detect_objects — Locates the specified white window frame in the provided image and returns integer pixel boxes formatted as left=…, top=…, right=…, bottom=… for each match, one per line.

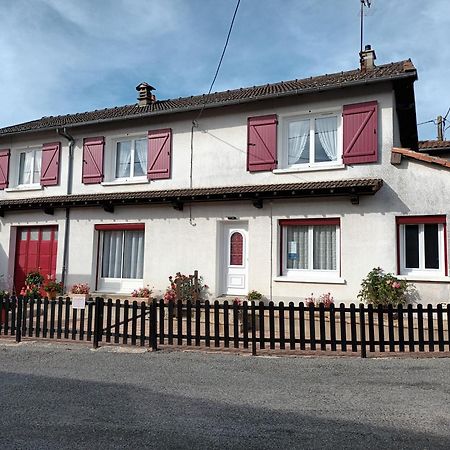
left=281, top=223, right=341, bottom=280
left=97, top=229, right=145, bottom=293
left=399, top=222, right=446, bottom=277
left=16, top=148, right=42, bottom=187
left=106, top=134, right=147, bottom=183
left=280, top=109, right=343, bottom=170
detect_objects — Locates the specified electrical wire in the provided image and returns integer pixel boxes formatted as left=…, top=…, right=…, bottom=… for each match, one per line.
left=194, top=0, right=241, bottom=125
left=188, top=0, right=241, bottom=226
left=417, top=119, right=436, bottom=126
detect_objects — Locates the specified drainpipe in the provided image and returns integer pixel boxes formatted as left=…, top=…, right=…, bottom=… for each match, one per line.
left=56, top=127, right=75, bottom=291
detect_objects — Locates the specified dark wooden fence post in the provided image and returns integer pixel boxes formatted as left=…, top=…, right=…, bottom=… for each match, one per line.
left=151, top=299, right=158, bottom=351
left=251, top=301, right=257, bottom=356
left=93, top=297, right=104, bottom=349
left=16, top=296, right=23, bottom=343
left=359, top=304, right=367, bottom=358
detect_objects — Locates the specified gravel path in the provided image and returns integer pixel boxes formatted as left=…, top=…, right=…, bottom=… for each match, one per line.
left=0, top=342, right=449, bottom=449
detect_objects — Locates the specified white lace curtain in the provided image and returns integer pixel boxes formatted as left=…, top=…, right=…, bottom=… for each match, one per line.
left=313, top=226, right=336, bottom=270
left=19, top=150, right=41, bottom=184
left=116, top=140, right=147, bottom=177
left=134, top=139, right=147, bottom=177
left=288, top=120, right=310, bottom=165
left=315, top=117, right=337, bottom=161
left=102, top=230, right=144, bottom=279
left=286, top=226, right=309, bottom=269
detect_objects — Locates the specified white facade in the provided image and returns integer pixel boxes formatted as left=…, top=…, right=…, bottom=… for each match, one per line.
left=0, top=77, right=449, bottom=305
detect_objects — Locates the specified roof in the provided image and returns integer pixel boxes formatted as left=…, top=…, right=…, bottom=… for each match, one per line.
left=0, top=179, right=383, bottom=213
left=0, top=60, right=416, bottom=136
left=391, top=147, right=450, bottom=169
left=418, top=140, right=450, bottom=151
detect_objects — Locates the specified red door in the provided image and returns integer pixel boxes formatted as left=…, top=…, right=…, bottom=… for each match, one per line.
left=14, top=226, right=58, bottom=293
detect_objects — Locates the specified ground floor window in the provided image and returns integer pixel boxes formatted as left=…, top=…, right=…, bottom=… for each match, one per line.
left=280, top=218, right=340, bottom=278
left=397, top=216, right=447, bottom=277
left=95, top=224, right=145, bottom=292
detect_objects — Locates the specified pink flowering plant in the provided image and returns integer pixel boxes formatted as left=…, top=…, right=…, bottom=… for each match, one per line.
left=358, top=267, right=410, bottom=307
left=70, top=283, right=90, bottom=295
left=131, top=286, right=152, bottom=298
left=304, top=293, right=334, bottom=308
left=163, top=272, right=208, bottom=304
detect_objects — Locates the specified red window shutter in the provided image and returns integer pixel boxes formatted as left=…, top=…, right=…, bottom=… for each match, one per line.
left=343, top=101, right=378, bottom=164
left=82, top=137, right=104, bottom=184
left=247, top=115, right=277, bottom=172
left=40, top=142, right=61, bottom=186
left=0, top=149, right=10, bottom=189
left=147, top=128, right=171, bottom=180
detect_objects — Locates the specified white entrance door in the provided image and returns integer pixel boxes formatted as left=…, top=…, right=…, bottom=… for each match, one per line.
left=223, top=224, right=248, bottom=296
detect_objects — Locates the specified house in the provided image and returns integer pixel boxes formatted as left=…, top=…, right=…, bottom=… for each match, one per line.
left=0, top=47, right=448, bottom=305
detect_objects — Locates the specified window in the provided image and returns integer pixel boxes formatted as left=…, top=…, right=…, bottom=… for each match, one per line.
left=280, top=218, right=340, bottom=278
left=114, top=137, right=147, bottom=180
left=397, top=216, right=447, bottom=277
left=284, top=114, right=340, bottom=168
left=96, top=224, right=145, bottom=292
left=18, top=149, right=41, bottom=185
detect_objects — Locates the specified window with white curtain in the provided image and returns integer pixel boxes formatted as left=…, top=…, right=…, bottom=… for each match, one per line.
left=285, top=114, right=340, bottom=167
left=101, top=230, right=144, bottom=279
left=281, top=220, right=340, bottom=277
left=18, top=149, right=42, bottom=185
left=115, top=138, right=147, bottom=179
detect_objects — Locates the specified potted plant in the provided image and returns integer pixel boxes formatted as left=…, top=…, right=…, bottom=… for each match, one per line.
left=70, top=283, right=91, bottom=302
left=235, top=291, right=262, bottom=333
left=130, top=286, right=153, bottom=304
left=43, top=275, right=63, bottom=300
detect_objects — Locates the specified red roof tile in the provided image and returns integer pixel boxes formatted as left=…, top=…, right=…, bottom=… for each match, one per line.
left=418, top=140, right=450, bottom=150
left=392, top=147, right=450, bottom=169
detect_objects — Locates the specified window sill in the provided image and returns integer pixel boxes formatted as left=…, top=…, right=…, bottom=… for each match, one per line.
left=396, top=275, right=450, bottom=283
left=273, top=164, right=345, bottom=174
left=274, top=276, right=346, bottom=284
left=101, top=178, right=149, bottom=186
left=5, top=184, right=43, bottom=192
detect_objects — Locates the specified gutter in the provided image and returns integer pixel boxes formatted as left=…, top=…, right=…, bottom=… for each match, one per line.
left=56, top=127, right=75, bottom=291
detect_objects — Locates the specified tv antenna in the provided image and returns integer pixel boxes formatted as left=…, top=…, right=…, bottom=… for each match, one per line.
left=360, top=0, right=372, bottom=54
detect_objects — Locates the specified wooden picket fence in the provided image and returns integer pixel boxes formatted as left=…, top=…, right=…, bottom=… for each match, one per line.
left=1, top=297, right=449, bottom=357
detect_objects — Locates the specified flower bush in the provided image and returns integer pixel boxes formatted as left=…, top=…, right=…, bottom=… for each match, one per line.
left=20, top=270, right=45, bottom=298
left=358, top=267, right=410, bottom=307
left=247, top=290, right=262, bottom=302
left=131, top=286, right=152, bottom=298
left=70, top=283, right=90, bottom=295
left=304, top=293, right=334, bottom=308
left=163, top=272, right=208, bottom=304
left=43, top=274, right=63, bottom=296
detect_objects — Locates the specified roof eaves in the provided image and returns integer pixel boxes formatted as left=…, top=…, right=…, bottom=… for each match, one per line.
left=0, top=68, right=417, bottom=138
left=391, top=147, right=450, bottom=169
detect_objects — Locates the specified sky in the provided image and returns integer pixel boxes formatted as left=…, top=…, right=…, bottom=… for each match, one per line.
left=1, top=0, right=449, bottom=140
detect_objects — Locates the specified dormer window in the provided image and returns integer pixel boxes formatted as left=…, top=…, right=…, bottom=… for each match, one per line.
left=114, top=137, right=147, bottom=180
left=18, top=148, right=42, bottom=186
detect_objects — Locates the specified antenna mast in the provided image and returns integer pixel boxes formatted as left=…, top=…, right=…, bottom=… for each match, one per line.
left=360, top=0, right=372, bottom=54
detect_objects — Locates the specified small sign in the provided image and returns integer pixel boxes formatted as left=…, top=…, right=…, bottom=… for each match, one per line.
left=72, top=297, right=86, bottom=309
left=288, top=241, right=298, bottom=260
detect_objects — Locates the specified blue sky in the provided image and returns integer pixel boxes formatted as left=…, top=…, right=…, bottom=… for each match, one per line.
left=1, top=0, right=449, bottom=140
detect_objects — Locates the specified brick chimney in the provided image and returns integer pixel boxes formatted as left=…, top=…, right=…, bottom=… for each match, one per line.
left=360, top=44, right=376, bottom=72
left=136, top=82, right=156, bottom=107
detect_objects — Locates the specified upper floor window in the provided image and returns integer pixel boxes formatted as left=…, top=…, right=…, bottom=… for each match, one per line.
left=18, top=149, right=41, bottom=186
left=283, top=113, right=341, bottom=169
left=115, top=138, right=147, bottom=180
left=397, top=216, right=447, bottom=277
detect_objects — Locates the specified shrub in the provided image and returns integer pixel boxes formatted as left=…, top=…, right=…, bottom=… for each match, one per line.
left=247, top=290, right=262, bottom=302
left=358, top=267, right=410, bottom=307
left=43, top=275, right=63, bottom=295
left=163, top=272, right=208, bottom=304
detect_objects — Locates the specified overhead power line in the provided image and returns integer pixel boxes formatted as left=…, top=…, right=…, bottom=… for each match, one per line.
left=194, top=0, right=241, bottom=124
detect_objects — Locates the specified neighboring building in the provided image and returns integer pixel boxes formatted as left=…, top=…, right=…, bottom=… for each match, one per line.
left=418, top=140, right=450, bottom=160
left=0, top=48, right=448, bottom=305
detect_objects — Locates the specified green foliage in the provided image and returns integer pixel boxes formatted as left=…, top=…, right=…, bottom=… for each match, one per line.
left=247, top=290, right=263, bottom=302
left=358, top=267, right=410, bottom=307
left=25, top=270, right=44, bottom=287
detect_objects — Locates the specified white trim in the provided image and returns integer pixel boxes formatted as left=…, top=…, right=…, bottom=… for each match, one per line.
left=281, top=223, right=341, bottom=277
left=6, top=184, right=43, bottom=192
left=278, top=109, right=343, bottom=170
left=274, top=276, right=346, bottom=284
left=101, top=178, right=149, bottom=186
left=399, top=222, right=445, bottom=276
left=396, top=275, right=450, bottom=283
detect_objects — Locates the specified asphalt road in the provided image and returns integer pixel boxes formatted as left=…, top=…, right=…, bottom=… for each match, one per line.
left=0, top=342, right=449, bottom=449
